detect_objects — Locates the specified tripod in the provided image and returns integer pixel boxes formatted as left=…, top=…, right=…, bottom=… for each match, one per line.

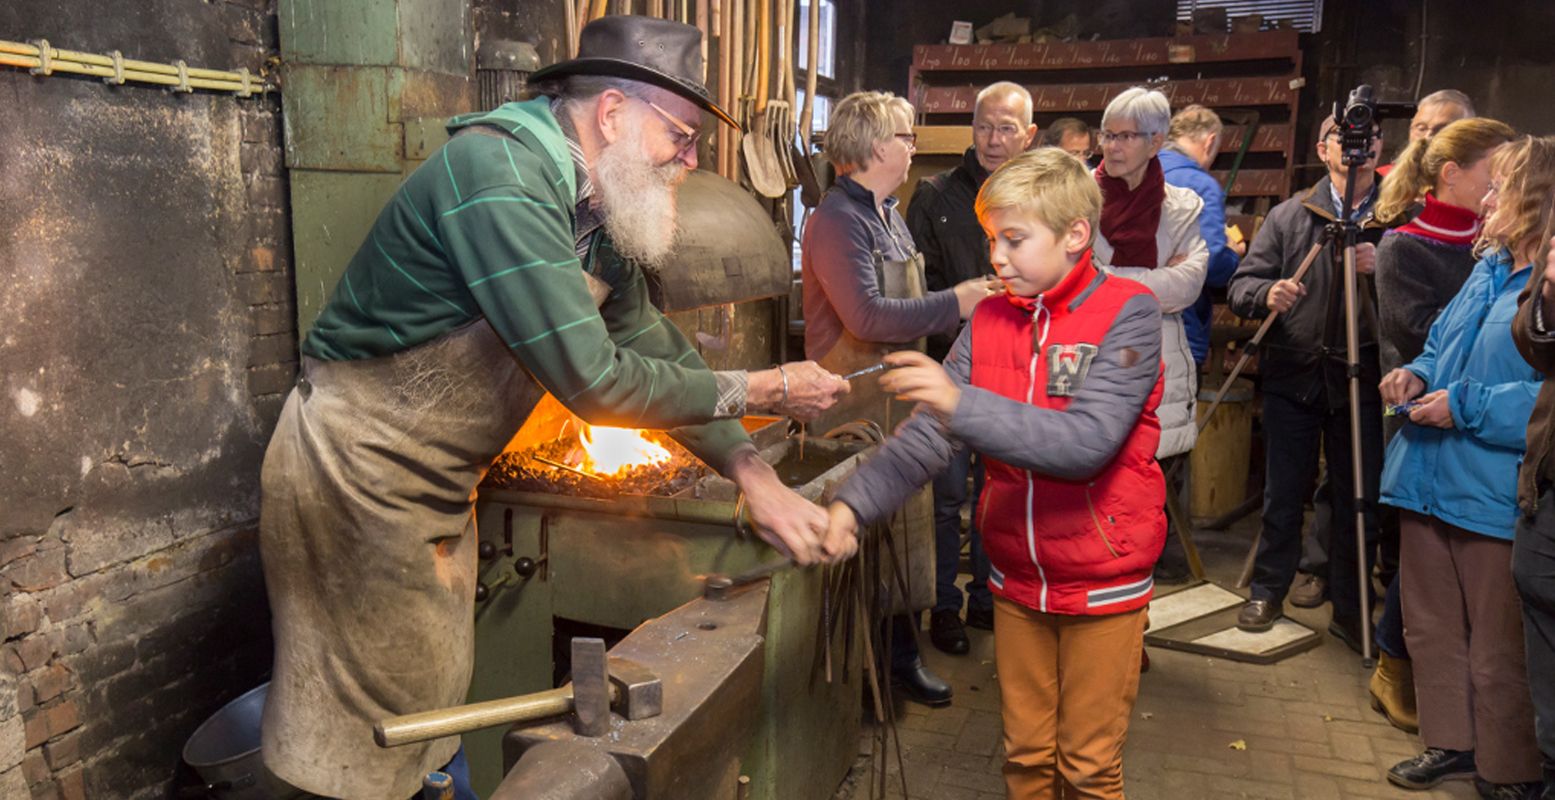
left=1198, top=158, right=1381, bottom=666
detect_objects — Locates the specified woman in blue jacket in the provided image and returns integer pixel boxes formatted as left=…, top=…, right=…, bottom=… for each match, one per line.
left=1376, top=135, right=1552, bottom=798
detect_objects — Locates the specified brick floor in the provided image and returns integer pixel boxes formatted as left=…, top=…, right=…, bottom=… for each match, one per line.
left=843, top=520, right=1480, bottom=800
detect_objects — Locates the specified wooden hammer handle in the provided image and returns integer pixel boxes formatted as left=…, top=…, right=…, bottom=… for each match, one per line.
left=374, top=685, right=619, bottom=748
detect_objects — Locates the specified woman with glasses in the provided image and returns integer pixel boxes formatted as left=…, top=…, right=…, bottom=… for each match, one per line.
left=801, top=90, right=998, bottom=707
left=1092, top=87, right=1209, bottom=586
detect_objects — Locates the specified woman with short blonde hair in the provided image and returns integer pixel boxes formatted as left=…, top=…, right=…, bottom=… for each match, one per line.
left=803, top=90, right=999, bottom=706
left=823, top=91, right=916, bottom=174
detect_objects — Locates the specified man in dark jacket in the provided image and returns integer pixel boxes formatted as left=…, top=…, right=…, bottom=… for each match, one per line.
left=905, top=81, right=1036, bottom=653
left=1226, top=115, right=1385, bottom=649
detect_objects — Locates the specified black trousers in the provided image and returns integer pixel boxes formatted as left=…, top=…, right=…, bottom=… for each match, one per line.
left=1252, top=391, right=1382, bottom=622
left=1514, top=487, right=1555, bottom=793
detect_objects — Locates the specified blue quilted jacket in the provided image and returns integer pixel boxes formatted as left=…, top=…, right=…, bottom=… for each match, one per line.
left=1380, top=249, right=1543, bottom=539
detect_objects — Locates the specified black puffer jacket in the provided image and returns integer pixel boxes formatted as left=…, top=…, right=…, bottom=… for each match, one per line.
left=906, top=147, right=991, bottom=359
left=1227, top=177, right=1388, bottom=408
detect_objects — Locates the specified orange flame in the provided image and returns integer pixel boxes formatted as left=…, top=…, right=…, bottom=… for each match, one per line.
left=578, top=425, right=674, bottom=476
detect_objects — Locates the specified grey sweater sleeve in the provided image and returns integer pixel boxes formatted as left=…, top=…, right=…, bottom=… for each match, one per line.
left=806, top=208, right=961, bottom=343
left=832, top=326, right=974, bottom=524
left=949, top=293, right=1163, bottom=480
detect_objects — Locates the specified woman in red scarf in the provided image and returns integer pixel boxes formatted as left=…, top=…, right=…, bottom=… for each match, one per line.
left=1092, top=88, right=1209, bottom=599
left=1093, top=88, right=1208, bottom=463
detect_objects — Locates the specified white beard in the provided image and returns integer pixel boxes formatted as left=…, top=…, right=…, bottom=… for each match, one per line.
left=593, top=127, right=687, bottom=268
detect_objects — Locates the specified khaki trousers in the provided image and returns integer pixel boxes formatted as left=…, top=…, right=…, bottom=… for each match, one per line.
left=994, top=598, right=1146, bottom=799
left=1399, top=510, right=1542, bottom=783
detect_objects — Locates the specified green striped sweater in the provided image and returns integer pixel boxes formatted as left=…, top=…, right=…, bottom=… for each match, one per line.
left=302, top=98, right=752, bottom=469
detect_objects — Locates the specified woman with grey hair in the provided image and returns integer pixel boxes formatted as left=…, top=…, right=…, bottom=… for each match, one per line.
left=1093, top=87, right=1208, bottom=464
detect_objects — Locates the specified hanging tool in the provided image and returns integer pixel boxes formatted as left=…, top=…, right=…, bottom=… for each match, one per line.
left=742, top=0, right=787, bottom=197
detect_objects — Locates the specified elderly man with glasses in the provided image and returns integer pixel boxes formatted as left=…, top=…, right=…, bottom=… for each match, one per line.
left=255, top=16, right=851, bottom=800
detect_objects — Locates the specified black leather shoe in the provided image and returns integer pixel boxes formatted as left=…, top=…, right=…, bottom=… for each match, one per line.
left=893, top=661, right=953, bottom=707
left=929, top=610, right=970, bottom=655
left=965, top=605, right=994, bottom=631
left=1328, top=615, right=1366, bottom=655
left=1236, top=599, right=1282, bottom=632
left=1474, top=776, right=1545, bottom=799
left=1387, top=747, right=1476, bottom=789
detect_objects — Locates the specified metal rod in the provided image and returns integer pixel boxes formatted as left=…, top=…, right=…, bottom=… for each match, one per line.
left=843, top=362, right=887, bottom=381
left=533, top=455, right=606, bottom=482
left=1342, top=229, right=1375, bottom=665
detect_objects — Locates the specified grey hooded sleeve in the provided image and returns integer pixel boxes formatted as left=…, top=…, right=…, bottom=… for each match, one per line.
left=834, top=292, right=1163, bottom=525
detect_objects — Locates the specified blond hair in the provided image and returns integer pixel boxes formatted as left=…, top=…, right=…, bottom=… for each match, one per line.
left=824, top=91, right=914, bottom=173
left=975, top=148, right=1102, bottom=247
left=1375, top=117, right=1516, bottom=224
left=1168, top=105, right=1222, bottom=144
left=1478, top=135, right=1555, bottom=262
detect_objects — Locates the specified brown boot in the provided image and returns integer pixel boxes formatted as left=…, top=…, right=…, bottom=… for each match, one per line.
left=1368, top=652, right=1419, bottom=734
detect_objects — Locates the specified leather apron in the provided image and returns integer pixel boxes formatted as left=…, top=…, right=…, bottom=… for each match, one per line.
left=810, top=244, right=935, bottom=614
left=810, top=248, right=928, bottom=435
left=258, top=314, right=576, bottom=799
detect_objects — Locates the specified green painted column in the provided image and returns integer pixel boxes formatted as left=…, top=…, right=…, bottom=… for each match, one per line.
left=278, top=0, right=472, bottom=334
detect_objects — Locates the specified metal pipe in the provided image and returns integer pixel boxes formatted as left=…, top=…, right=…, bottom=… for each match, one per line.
left=0, top=39, right=265, bottom=96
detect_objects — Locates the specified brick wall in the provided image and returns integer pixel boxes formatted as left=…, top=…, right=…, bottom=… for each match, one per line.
left=0, top=1, right=292, bottom=797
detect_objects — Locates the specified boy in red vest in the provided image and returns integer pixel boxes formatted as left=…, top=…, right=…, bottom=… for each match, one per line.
left=822, top=148, right=1167, bottom=799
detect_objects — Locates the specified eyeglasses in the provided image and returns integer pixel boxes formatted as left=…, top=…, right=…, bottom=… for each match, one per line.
left=641, top=98, right=702, bottom=156
left=974, top=123, right=1022, bottom=137
left=893, top=132, right=918, bottom=148
left=1098, top=130, right=1151, bottom=145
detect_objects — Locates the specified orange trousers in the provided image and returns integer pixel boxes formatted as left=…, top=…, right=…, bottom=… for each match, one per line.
left=994, top=597, right=1146, bottom=799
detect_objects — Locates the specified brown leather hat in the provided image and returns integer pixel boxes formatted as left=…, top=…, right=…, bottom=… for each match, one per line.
left=531, top=15, right=737, bottom=129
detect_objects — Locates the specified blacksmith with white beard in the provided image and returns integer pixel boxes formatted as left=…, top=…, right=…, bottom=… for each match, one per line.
left=256, top=16, right=850, bottom=800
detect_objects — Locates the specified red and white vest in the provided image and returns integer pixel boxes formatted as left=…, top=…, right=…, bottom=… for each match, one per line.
left=971, top=251, right=1167, bottom=616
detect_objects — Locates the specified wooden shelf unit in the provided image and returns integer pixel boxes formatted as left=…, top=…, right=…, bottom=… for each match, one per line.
left=908, top=31, right=1304, bottom=207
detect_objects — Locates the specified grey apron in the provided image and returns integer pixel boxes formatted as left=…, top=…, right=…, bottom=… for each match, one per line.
left=258, top=320, right=551, bottom=799
left=811, top=248, right=928, bottom=435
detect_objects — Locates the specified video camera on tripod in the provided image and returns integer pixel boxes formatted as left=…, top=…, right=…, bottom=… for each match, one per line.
left=1332, top=84, right=1417, bottom=168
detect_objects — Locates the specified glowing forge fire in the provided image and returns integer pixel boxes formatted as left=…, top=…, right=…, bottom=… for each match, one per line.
left=578, top=425, right=675, bottom=476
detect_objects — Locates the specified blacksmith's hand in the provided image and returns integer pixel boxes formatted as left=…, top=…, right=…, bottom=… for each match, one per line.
left=821, top=502, right=860, bottom=562
left=755, top=361, right=849, bottom=422
left=879, top=351, right=961, bottom=421
left=953, top=276, right=1003, bottom=318
left=1379, top=368, right=1425, bottom=407
left=727, top=452, right=828, bottom=565
left=1265, top=278, right=1306, bottom=314
left=1408, top=389, right=1455, bottom=429
left=1353, top=242, right=1378, bottom=275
